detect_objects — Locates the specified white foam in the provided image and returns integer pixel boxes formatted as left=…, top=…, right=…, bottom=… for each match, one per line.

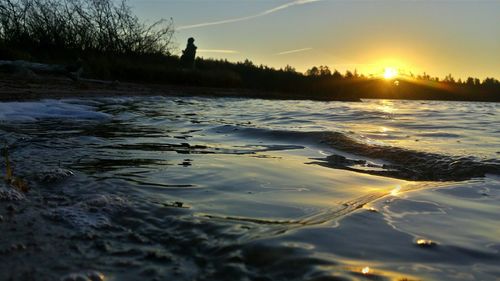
left=0, top=99, right=111, bottom=121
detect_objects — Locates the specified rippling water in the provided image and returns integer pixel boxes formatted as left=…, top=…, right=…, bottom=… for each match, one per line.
left=0, top=97, right=499, bottom=281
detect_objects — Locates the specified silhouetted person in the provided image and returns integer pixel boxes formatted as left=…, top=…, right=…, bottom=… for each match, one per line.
left=181, top=37, right=197, bottom=69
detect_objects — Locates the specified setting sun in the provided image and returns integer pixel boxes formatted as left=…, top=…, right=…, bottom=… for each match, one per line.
left=383, top=67, right=398, bottom=79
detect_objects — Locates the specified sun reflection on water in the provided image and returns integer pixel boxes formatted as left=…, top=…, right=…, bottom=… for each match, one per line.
left=362, top=266, right=370, bottom=274
left=380, top=126, right=389, bottom=133
left=390, top=185, right=401, bottom=196
left=375, top=100, right=397, bottom=118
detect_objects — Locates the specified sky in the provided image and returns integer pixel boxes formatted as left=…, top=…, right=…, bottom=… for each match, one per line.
left=128, top=0, right=500, bottom=79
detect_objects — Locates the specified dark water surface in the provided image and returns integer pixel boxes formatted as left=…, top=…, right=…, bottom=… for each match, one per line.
left=0, top=97, right=499, bottom=281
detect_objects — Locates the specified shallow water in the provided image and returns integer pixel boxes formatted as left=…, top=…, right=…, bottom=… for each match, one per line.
left=0, top=97, right=499, bottom=281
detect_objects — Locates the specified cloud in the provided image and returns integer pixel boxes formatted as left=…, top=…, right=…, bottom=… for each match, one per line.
left=178, top=0, right=322, bottom=30
left=276, top=47, right=313, bottom=55
left=198, top=49, right=240, bottom=54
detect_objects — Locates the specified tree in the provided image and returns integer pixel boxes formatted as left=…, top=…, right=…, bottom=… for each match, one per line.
left=332, top=69, right=342, bottom=80
left=306, top=66, right=320, bottom=76
left=0, top=0, right=175, bottom=56
left=242, top=59, right=254, bottom=67
left=466, top=77, right=475, bottom=86
left=283, top=64, right=296, bottom=73
left=483, top=77, right=499, bottom=86
left=318, top=65, right=331, bottom=76
left=444, top=73, right=455, bottom=83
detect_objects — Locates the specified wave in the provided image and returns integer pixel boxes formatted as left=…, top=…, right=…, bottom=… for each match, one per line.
left=0, top=100, right=110, bottom=121
left=214, top=125, right=500, bottom=181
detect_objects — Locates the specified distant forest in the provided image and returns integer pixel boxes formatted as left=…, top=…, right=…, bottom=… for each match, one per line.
left=0, top=0, right=498, bottom=102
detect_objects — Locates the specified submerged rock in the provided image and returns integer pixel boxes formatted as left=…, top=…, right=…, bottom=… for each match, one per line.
left=325, top=154, right=367, bottom=167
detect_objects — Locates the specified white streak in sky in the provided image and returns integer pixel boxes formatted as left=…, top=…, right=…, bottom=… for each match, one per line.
left=198, top=49, right=239, bottom=54
left=178, top=0, right=322, bottom=30
left=276, top=47, right=312, bottom=55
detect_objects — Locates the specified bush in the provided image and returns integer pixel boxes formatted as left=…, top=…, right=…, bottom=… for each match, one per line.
left=0, top=0, right=174, bottom=58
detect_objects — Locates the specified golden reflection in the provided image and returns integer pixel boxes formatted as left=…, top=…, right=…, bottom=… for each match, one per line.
left=380, top=126, right=390, bottom=133
left=416, top=239, right=436, bottom=247
left=390, top=185, right=401, bottom=196
left=362, top=266, right=370, bottom=274
left=342, top=260, right=421, bottom=280
left=377, top=100, right=396, bottom=114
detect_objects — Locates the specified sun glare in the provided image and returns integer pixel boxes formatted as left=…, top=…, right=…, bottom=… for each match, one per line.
left=383, top=67, right=398, bottom=79
left=361, top=267, right=370, bottom=275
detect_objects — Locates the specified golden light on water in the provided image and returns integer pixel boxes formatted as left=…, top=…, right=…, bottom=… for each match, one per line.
left=416, top=239, right=436, bottom=247
left=362, top=266, right=370, bottom=274
left=383, top=67, right=398, bottom=79
left=377, top=99, right=396, bottom=114
left=380, top=126, right=390, bottom=133
left=417, top=239, right=428, bottom=245
left=390, top=185, right=401, bottom=196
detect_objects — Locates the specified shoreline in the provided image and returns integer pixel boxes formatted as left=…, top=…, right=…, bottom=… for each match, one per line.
left=0, top=74, right=361, bottom=102
left=1, top=73, right=498, bottom=103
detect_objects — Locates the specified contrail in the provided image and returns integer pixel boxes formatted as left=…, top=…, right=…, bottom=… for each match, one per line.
left=178, top=0, right=322, bottom=30
left=276, top=47, right=313, bottom=55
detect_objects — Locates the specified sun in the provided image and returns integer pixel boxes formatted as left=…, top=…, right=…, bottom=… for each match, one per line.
left=383, top=67, right=398, bottom=79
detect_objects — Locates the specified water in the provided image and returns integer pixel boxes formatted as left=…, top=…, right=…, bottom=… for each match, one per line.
left=0, top=97, right=499, bottom=281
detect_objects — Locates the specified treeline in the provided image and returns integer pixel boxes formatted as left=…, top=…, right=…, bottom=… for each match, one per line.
left=299, top=65, right=500, bottom=101
left=0, top=0, right=498, bottom=102
left=192, top=60, right=500, bottom=101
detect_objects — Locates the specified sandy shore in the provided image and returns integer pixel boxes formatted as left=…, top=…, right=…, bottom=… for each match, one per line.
left=0, top=73, right=360, bottom=102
